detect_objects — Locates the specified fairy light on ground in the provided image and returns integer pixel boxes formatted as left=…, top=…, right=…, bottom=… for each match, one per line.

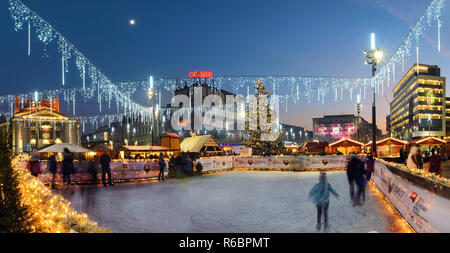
left=11, top=156, right=111, bottom=233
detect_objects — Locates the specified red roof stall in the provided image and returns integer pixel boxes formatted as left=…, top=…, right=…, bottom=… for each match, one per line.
left=304, top=142, right=329, bottom=154
left=328, top=138, right=364, bottom=155
left=370, top=138, right=407, bottom=157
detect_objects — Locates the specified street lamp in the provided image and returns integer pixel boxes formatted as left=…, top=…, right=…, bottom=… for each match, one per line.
left=364, top=33, right=383, bottom=156
left=355, top=94, right=362, bottom=142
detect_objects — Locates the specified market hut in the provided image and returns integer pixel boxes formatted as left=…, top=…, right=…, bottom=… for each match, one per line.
left=180, top=134, right=223, bottom=156
left=116, top=145, right=179, bottom=159
left=160, top=133, right=181, bottom=150
left=374, top=137, right=407, bottom=157
left=304, top=142, right=329, bottom=154
left=328, top=138, right=364, bottom=155
left=406, top=137, right=447, bottom=155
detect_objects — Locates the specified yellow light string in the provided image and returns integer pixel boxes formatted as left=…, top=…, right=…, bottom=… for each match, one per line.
left=11, top=156, right=111, bottom=233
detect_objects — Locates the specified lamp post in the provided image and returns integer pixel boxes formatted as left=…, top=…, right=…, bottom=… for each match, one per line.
left=364, top=33, right=383, bottom=156
left=148, top=76, right=159, bottom=145
left=355, top=94, right=362, bottom=142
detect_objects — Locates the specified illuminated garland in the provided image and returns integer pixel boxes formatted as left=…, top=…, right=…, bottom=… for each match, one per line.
left=12, top=155, right=111, bottom=233
left=373, top=0, right=445, bottom=90
left=4, top=0, right=446, bottom=131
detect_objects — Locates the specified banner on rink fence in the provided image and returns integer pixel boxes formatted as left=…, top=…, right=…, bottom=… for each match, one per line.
left=198, top=157, right=234, bottom=172
left=19, top=161, right=167, bottom=183
left=372, top=161, right=450, bottom=233
left=233, top=156, right=351, bottom=169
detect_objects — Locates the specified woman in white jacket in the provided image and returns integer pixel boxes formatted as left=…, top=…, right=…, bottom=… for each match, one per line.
left=406, top=146, right=419, bottom=170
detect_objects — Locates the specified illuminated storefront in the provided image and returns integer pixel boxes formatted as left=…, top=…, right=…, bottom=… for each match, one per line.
left=313, top=114, right=381, bottom=143
left=390, top=64, right=446, bottom=140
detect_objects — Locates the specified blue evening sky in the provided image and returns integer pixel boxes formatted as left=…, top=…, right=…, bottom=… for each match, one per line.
left=1, top=0, right=450, bottom=133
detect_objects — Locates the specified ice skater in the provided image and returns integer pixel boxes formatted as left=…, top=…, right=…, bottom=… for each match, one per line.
left=308, top=172, right=339, bottom=232
left=346, top=156, right=360, bottom=202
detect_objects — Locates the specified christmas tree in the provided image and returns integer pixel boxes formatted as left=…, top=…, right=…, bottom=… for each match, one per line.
left=242, top=78, right=281, bottom=155
left=0, top=130, right=33, bottom=232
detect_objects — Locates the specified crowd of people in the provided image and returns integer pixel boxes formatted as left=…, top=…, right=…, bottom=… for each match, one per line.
left=401, top=146, right=443, bottom=176
left=27, top=149, right=206, bottom=187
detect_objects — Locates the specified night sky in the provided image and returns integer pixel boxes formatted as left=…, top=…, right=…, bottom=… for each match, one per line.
left=1, top=0, right=450, bottom=133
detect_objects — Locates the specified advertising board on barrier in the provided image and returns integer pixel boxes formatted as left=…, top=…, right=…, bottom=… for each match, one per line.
left=233, top=156, right=350, bottom=169
left=372, top=161, right=450, bottom=233
left=198, top=157, right=233, bottom=172
left=19, top=161, right=167, bottom=183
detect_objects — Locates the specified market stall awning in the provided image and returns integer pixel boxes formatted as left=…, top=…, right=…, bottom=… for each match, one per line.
left=329, top=138, right=364, bottom=148
left=120, top=145, right=178, bottom=152
left=38, top=143, right=92, bottom=153
left=409, top=137, right=447, bottom=146
left=374, top=137, right=407, bottom=147
left=180, top=135, right=222, bottom=153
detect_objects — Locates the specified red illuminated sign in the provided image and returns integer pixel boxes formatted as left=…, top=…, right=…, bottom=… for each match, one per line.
left=189, top=71, right=213, bottom=78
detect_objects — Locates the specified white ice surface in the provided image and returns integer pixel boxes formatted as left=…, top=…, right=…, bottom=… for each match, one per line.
left=56, top=171, right=404, bottom=233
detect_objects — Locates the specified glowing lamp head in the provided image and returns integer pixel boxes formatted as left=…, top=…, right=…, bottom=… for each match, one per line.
left=129, top=19, right=136, bottom=25
left=374, top=50, right=383, bottom=61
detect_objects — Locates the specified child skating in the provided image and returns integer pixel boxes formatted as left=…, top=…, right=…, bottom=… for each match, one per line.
left=308, top=172, right=339, bottom=232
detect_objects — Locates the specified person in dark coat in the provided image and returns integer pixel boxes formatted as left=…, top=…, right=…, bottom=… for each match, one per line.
left=99, top=152, right=113, bottom=186
left=62, top=148, right=74, bottom=184
left=48, top=154, right=58, bottom=189
left=29, top=149, right=41, bottom=177
left=346, top=156, right=360, bottom=202
left=365, top=153, right=375, bottom=182
left=158, top=153, right=166, bottom=181
left=88, top=158, right=98, bottom=185
left=399, top=149, right=405, bottom=164
left=168, top=156, right=175, bottom=178
left=184, top=154, right=194, bottom=176
left=429, top=148, right=442, bottom=176
left=416, top=149, right=423, bottom=169
left=195, top=160, right=203, bottom=175
left=354, top=159, right=368, bottom=206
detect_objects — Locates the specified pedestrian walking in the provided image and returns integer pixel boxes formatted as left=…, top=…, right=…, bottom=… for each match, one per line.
left=429, top=148, right=442, bottom=176
left=185, top=154, right=193, bottom=176
left=346, top=156, right=360, bottom=202
left=308, top=172, right=339, bottom=232
left=168, top=155, right=175, bottom=178
left=416, top=149, right=423, bottom=170
left=365, top=152, right=375, bottom=182
left=195, top=160, right=203, bottom=175
left=88, top=158, right=98, bottom=185
left=354, top=159, right=368, bottom=206
left=100, top=152, right=113, bottom=186
left=62, top=148, right=74, bottom=184
left=158, top=153, right=166, bottom=181
left=48, top=154, right=57, bottom=188
left=406, top=146, right=419, bottom=170
left=29, top=149, right=41, bottom=177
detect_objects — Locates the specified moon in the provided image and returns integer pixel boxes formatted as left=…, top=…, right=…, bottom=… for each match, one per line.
left=129, top=19, right=136, bottom=25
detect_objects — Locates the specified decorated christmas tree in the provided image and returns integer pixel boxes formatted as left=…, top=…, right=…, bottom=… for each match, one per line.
left=242, top=78, right=281, bottom=155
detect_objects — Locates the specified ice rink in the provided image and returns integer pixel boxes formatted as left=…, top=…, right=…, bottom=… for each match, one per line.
left=54, top=171, right=413, bottom=233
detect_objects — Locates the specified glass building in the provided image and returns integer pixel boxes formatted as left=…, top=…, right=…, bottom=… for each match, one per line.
left=390, top=64, right=446, bottom=140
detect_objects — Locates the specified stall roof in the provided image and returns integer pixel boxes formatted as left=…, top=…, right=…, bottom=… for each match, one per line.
left=365, top=137, right=407, bottom=147
left=329, top=138, right=364, bottom=147
left=409, top=137, right=447, bottom=145
left=120, top=146, right=178, bottom=151
left=180, top=135, right=222, bottom=153
left=305, top=142, right=329, bottom=148
left=161, top=133, right=180, bottom=138
left=39, top=143, right=91, bottom=153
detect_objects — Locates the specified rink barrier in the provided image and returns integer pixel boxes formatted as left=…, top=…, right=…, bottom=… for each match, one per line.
left=371, top=160, right=450, bottom=233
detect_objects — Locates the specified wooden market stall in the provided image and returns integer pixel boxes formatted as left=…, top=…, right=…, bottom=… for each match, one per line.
left=116, top=145, right=179, bottom=159
left=328, top=138, right=364, bottom=155
left=180, top=134, right=224, bottom=156
left=406, top=137, right=447, bottom=157
left=160, top=133, right=181, bottom=150
left=373, top=137, right=407, bottom=157
left=304, top=142, right=329, bottom=154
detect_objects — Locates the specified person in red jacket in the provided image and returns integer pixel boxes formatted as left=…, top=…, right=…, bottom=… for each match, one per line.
left=429, top=148, right=441, bottom=176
